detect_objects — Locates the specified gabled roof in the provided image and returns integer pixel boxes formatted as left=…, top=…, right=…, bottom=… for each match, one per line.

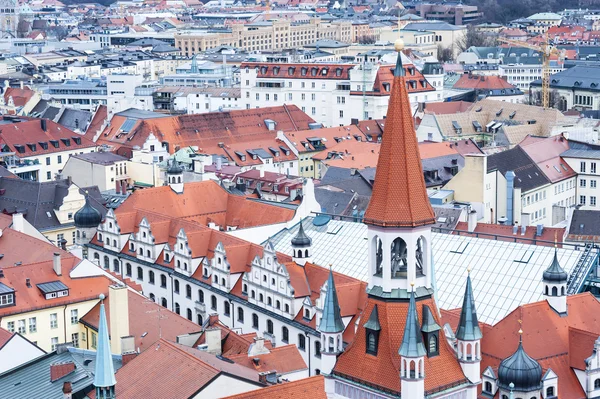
left=487, top=146, right=550, bottom=192
left=227, top=344, right=308, bottom=374
left=363, top=52, right=436, bottom=227
left=222, top=375, right=326, bottom=399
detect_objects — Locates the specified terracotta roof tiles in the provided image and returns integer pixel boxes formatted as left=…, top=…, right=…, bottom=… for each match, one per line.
left=223, top=375, right=326, bottom=399
left=228, top=344, right=308, bottom=374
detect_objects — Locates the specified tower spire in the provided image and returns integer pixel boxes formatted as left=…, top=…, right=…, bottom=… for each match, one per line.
left=455, top=270, right=482, bottom=341
left=94, top=293, right=116, bottom=399
left=399, top=284, right=426, bottom=358
left=363, top=38, right=435, bottom=228
left=319, top=268, right=345, bottom=333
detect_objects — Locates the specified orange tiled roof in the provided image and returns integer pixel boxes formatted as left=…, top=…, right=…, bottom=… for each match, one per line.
left=228, top=344, right=308, bottom=374
left=80, top=290, right=200, bottom=353
left=423, top=101, right=474, bottom=115
left=223, top=375, right=326, bottom=399
left=363, top=67, right=436, bottom=227
left=0, top=257, right=111, bottom=317
left=453, top=222, right=565, bottom=247
left=3, top=88, right=35, bottom=108
left=334, top=296, right=467, bottom=395
left=453, top=74, right=516, bottom=90
left=479, top=293, right=600, bottom=399
left=351, top=64, right=435, bottom=97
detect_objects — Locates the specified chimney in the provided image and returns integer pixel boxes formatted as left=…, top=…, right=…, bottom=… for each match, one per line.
left=259, top=168, right=265, bottom=178
left=120, top=335, right=135, bottom=355
left=216, top=156, right=222, bottom=171
left=12, top=213, right=24, bottom=233
left=109, top=283, right=130, bottom=355
left=53, top=253, right=61, bottom=276
left=536, top=224, right=544, bottom=237
left=521, top=225, right=526, bottom=236
left=512, top=223, right=518, bottom=235
left=248, top=336, right=270, bottom=356
left=258, top=372, right=268, bottom=384
left=19, top=81, right=24, bottom=90
left=41, top=119, right=47, bottom=132
left=208, top=313, right=219, bottom=326
left=62, top=382, right=72, bottom=399
left=26, top=278, right=31, bottom=287
left=205, top=327, right=222, bottom=356
left=467, top=210, right=477, bottom=233
left=121, top=351, right=138, bottom=366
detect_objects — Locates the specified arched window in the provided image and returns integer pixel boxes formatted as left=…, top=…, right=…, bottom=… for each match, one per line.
left=175, top=302, right=180, bottom=314
left=197, top=314, right=203, bottom=325
left=238, top=307, right=244, bottom=322
left=113, top=259, right=120, bottom=272
left=186, top=284, right=192, bottom=298
left=545, top=286, right=549, bottom=295
left=161, top=297, right=167, bottom=307
left=259, top=293, right=264, bottom=302
left=161, top=274, right=167, bottom=288
left=174, top=279, right=180, bottom=293
left=502, top=396, right=509, bottom=399
left=282, top=326, right=289, bottom=342
left=149, top=293, right=155, bottom=301
left=372, top=235, right=382, bottom=276
left=224, top=301, right=230, bottom=316
left=93, top=253, right=100, bottom=261
left=328, top=336, right=334, bottom=351
left=546, top=387, right=554, bottom=396
left=242, top=284, right=248, bottom=293
left=103, top=256, right=109, bottom=269
left=177, top=260, right=180, bottom=268
left=561, top=286, right=565, bottom=295
left=252, top=313, right=259, bottom=329
left=251, top=290, right=256, bottom=299
left=284, top=304, right=290, bottom=313
left=126, top=263, right=132, bottom=277
left=276, top=300, right=281, bottom=310
left=149, top=271, right=155, bottom=284
left=137, top=267, right=143, bottom=280
left=146, top=250, right=151, bottom=258
left=187, top=308, right=192, bottom=320
left=315, top=341, right=321, bottom=357
left=221, top=278, right=225, bottom=286
left=305, top=249, right=309, bottom=257
left=483, top=381, right=492, bottom=393
left=304, top=309, right=310, bottom=319
left=113, top=239, right=117, bottom=247
left=267, top=297, right=272, bottom=306
left=198, top=289, right=204, bottom=303
left=297, top=251, right=303, bottom=259
left=139, top=248, right=143, bottom=255
left=211, top=295, right=217, bottom=310
left=298, top=334, right=306, bottom=351
left=390, top=237, right=408, bottom=278
left=595, top=378, right=600, bottom=389
left=552, top=286, right=558, bottom=296
left=98, top=233, right=103, bottom=242
left=267, top=319, right=274, bottom=334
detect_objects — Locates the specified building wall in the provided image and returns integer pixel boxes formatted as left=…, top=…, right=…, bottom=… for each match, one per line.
left=0, top=299, right=100, bottom=353
left=0, top=334, right=45, bottom=373
left=195, top=375, right=261, bottom=398
left=18, top=146, right=97, bottom=183
left=563, top=157, right=600, bottom=209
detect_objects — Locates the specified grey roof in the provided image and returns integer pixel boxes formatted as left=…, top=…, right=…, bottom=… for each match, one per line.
left=487, top=146, right=550, bottom=192
left=267, top=216, right=586, bottom=325
left=318, top=269, right=345, bottom=333
left=0, top=178, right=106, bottom=232
left=72, top=152, right=128, bottom=165
left=532, top=66, right=600, bottom=92
left=305, top=39, right=350, bottom=48
left=114, top=108, right=164, bottom=119
left=421, top=305, right=441, bottom=333
left=56, top=109, right=93, bottom=133
left=0, top=281, right=14, bottom=294
left=398, top=290, right=427, bottom=358
left=568, top=209, right=600, bottom=237
left=543, top=250, right=568, bottom=283
left=455, top=274, right=483, bottom=341
left=404, top=22, right=465, bottom=31
left=36, top=281, right=69, bottom=294
left=0, top=348, right=122, bottom=399
left=561, top=149, right=600, bottom=160
left=363, top=305, right=381, bottom=331
left=128, top=38, right=170, bottom=46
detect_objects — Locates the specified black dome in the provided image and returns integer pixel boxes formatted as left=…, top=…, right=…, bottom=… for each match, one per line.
left=74, top=197, right=102, bottom=228
left=291, top=222, right=311, bottom=248
left=167, top=160, right=183, bottom=174
left=543, top=251, right=568, bottom=282
left=498, top=339, right=542, bottom=391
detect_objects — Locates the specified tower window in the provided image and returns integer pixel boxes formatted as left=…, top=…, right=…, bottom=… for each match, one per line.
left=428, top=335, right=437, bottom=354
left=367, top=332, right=377, bottom=355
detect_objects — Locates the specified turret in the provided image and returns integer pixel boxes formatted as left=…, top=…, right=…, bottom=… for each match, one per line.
left=291, top=220, right=312, bottom=266
left=543, top=249, right=568, bottom=314
left=318, top=268, right=344, bottom=375
left=455, top=270, right=482, bottom=384
left=74, top=192, right=102, bottom=250
left=399, top=284, right=426, bottom=399
left=94, top=294, right=117, bottom=399
left=497, top=330, right=542, bottom=398
left=166, top=159, right=184, bottom=194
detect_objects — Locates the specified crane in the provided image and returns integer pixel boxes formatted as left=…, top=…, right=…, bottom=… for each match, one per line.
left=496, top=35, right=564, bottom=109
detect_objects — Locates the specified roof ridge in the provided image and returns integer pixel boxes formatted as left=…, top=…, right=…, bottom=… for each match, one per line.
left=158, top=339, right=221, bottom=372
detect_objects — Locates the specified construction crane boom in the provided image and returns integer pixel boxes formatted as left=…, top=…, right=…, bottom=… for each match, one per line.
left=496, top=36, right=562, bottom=109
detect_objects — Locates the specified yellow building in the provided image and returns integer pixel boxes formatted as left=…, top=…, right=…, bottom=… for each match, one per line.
left=525, top=12, right=562, bottom=34
left=175, top=18, right=352, bottom=56
left=0, top=255, right=112, bottom=352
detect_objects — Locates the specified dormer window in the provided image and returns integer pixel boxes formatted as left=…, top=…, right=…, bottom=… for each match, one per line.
left=304, top=308, right=310, bottom=319
left=364, top=305, right=381, bottom=356
left=0, top=283, right=15, bottom=307
left=37, top=281, right=69, bottom=300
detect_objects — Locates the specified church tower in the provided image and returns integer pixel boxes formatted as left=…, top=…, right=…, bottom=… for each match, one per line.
left=94, top=294, right=117, bottom=399
left=363, top=38, right=436, bottom=295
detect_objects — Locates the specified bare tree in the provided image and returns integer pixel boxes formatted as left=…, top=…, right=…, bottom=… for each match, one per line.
left=457, top=25, right=496, bottom=52
left=437, top=45, right=454, bottom=62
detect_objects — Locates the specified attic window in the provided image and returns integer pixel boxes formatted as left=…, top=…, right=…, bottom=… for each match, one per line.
left=382, top=83, right=390, bottom=92
left=27, top=143, right=37, bottom=152
left=72, top=136, right=81, bottom=145
left=235, top=151, right=246, bottom=161
left=37, top=281, right=70, bottom=300
left=452, top=121, right=462, bottom=134
left=39, top=141, right=48, bottom=150
left=288, top=66, right=295, bottom=75
left=301, top=67, right=308, bottom=76
left=261, top=66, right=268, bottom=75
left=475, top=107, right=482, bottom=112
left=496, top=109, right=503, bottom=117
left=321, top=67, right=328, bottom=76
left=509, top=111, right=516, bottom=119
left=14, top=145, right=25, bottom=154
left=472, top=121, right=482, bottom=132
left=273, top=66, right=280, bottom=75
left=311, top=67, right=318, bottom=77
left=335, top=67, right=343, bottom=77
left=49, top=140, right=59, bottom=149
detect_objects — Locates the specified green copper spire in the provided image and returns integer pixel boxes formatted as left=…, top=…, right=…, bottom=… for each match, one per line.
left=455, top=272, right=483, bottom=341
left=399, top=286, right=426, bottom=358
left=94, top=294, right=116, bottom=398
left=318, top=268, right=345, bottom=333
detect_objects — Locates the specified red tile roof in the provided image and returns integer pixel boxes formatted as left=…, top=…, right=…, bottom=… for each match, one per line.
left=363, top=68, right=436, bottom=227
left=334, top=296, right=467, bottom=395
left=3, top=88, right=35, bottom=108
left=0, top=118, right=96, bottom=157
left=228, top=344, right=308, bottom=374
left=478, top=293, right=600, bottom=399
left=0, top=327, right=13, bottom=348
left=93, top=339, right=261, bottom=399
left=423, top=101, right=474, bottom=115
left=453, top=222, right=565, bottom=247
left=453, top=74, right=516, bottom=90
left=0, top=227, right=73, bottom=269
left=518, top=134, right=576, bottom=183
left=223, top=375, right=327, bottom=399
left=351, top=64, right=435, bottom=96
left=80, top=290, right=200, bottom=353
left=242, top=62, right=353, bottom=80
left=0, top=257, right=112, bottom=317
left=98, top=105, right=314, bottom=154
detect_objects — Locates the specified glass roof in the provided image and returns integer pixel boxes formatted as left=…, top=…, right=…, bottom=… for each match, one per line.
left=267, top=217, right=583, bottom=325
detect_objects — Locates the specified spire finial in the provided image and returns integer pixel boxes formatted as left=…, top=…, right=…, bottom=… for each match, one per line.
left=394, top=39, right=405, bottom=77
left=554, top=231, right=558, bottom=248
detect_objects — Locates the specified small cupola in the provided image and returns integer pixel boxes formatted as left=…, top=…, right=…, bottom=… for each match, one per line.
left=498, top=330, right=542, bottom=393
left=74, top=195, right=102, bottom=229
left=166, top=159, right=184, bottom=194
left=291, top=220, right=312, bottom=265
